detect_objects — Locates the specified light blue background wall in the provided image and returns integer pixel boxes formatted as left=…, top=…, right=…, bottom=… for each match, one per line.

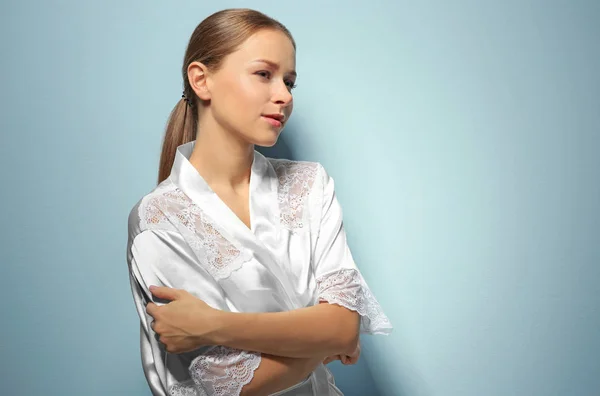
left=1, top=1, right=598, bottom=395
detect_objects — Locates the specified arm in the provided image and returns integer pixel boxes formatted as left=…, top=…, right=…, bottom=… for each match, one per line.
left=208, top=302, right=360, bottom=358
left=130, top=229, right=328, bottom=396
left=198, top=164, right=390, bottom=358
left=241, top=354, right=325, bottom=396
left=188, top=346, right=325, bottom=396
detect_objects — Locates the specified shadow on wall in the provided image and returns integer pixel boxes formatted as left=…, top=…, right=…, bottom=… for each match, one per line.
left=256, top=132, right=295, bottom=160
left=257, top=131, right=382, bottom=396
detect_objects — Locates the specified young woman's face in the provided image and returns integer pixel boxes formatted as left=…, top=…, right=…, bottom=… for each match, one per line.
left=205, top=29, right=296, bottom=147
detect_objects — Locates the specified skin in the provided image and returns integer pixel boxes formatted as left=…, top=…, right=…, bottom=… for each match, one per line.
left=187, top=28, right=297, bottom=198
left=144, top=29, right=360, bottom=394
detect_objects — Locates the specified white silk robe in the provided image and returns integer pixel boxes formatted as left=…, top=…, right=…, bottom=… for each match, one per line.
left=126, top=140, right=393, bottom=396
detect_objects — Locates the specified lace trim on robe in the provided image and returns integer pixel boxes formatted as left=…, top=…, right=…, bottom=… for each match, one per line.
left=138, top=188, right=251, bottom=281
left=317, top=268, right=393, bottom=335
left=168, top=380, right=198, bottom=396
left=187, top=346, right=262, bottom=396
left=271, top=160, right=319, bottom=230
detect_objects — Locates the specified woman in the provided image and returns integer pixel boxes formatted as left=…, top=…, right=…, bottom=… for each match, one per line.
left=126, top=8, right=392, bottom=396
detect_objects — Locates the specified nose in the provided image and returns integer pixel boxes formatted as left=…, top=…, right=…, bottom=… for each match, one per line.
left=272, top=80, right=293, bottom=107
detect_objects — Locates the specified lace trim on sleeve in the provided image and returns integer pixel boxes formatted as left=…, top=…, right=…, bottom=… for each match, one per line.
left=189, top=346, right=261, bottom=396
left=317, top=268, right=393, bottom=335
left=169, top=380, right=200, bottom=396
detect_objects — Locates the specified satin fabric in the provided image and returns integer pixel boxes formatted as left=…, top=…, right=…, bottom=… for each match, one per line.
left=126, top=141, right=392, bottom=395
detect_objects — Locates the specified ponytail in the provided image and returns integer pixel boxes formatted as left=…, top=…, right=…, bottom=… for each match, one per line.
left=157, top=96, right=196, bottom=185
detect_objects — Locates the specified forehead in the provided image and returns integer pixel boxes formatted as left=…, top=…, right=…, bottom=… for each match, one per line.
left=225, top=29, right=296, bottom=70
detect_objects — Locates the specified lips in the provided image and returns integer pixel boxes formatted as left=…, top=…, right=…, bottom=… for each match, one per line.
left=262, top=115, right=283, bottom=128
left=262, top=114, right=285, bottom=123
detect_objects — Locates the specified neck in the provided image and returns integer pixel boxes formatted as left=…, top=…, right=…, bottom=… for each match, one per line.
left=189, top=112, right=254, bottom=191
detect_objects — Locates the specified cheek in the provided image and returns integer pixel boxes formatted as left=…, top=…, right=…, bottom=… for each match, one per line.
left=211, top=75, right=270, bottom=129
left=226, top=76, right=262, bottom=106
left=283, top=102, right=294, bottom=121
left=218, top=78, right=246, bottom=106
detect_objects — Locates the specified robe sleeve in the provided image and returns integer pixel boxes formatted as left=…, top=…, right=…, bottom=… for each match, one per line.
left=128, top=229, right=261, bottom=396
left=311, top=165, right=393, bottom=335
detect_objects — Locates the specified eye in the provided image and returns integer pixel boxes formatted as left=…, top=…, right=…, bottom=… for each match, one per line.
left=285, top=80, right=298, bottom=91
left=256, top=70, right=271, bottom=79
left=256, top=70, right=297, bottom=91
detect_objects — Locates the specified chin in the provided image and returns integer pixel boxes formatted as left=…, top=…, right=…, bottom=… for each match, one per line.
left=250, top=130, right=282, bottom=148
left=253, top=137, right=279, bottom=148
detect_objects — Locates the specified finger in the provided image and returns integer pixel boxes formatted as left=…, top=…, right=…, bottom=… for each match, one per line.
left=146, top=302, right=158, bottom=317
left=150, top=320, right=161, bottom=333
left=159, top=335, right=167, bottom=348
left=149, top=285, right=180, bottom=300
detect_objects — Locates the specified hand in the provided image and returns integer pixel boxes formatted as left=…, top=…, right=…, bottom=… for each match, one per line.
left=145, top=285, right=219, bottom=354
left=322, top=340, right=361, bottom=365
left=340, top=340, right=361, bottom=365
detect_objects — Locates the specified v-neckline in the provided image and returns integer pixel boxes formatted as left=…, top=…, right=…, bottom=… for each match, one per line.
left=169, top=142, right=280, bottom=242
left=168, top=142, right=304, bottom=309
left=210, top=166, right=255, bottom=233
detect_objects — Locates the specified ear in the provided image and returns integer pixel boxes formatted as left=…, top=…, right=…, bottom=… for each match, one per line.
left=187, top=61, right=211, bottom=101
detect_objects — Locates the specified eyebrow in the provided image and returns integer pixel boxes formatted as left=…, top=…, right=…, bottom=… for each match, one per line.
left=252, top=59, right=297, bottom=77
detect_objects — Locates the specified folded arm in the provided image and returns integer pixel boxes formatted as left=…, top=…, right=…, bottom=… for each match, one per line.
left=241, top=354, right=324, bottom=396
left=208, top=301, right=359, bottom=359
left=189, top=346, right=325, bottom=396
left=130, top=229, right=331, bottom=396
left=203, top=164, right=392, bottom=359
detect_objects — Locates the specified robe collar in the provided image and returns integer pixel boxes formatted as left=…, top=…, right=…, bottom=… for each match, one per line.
left=167, top=140, right=276, bottom=235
